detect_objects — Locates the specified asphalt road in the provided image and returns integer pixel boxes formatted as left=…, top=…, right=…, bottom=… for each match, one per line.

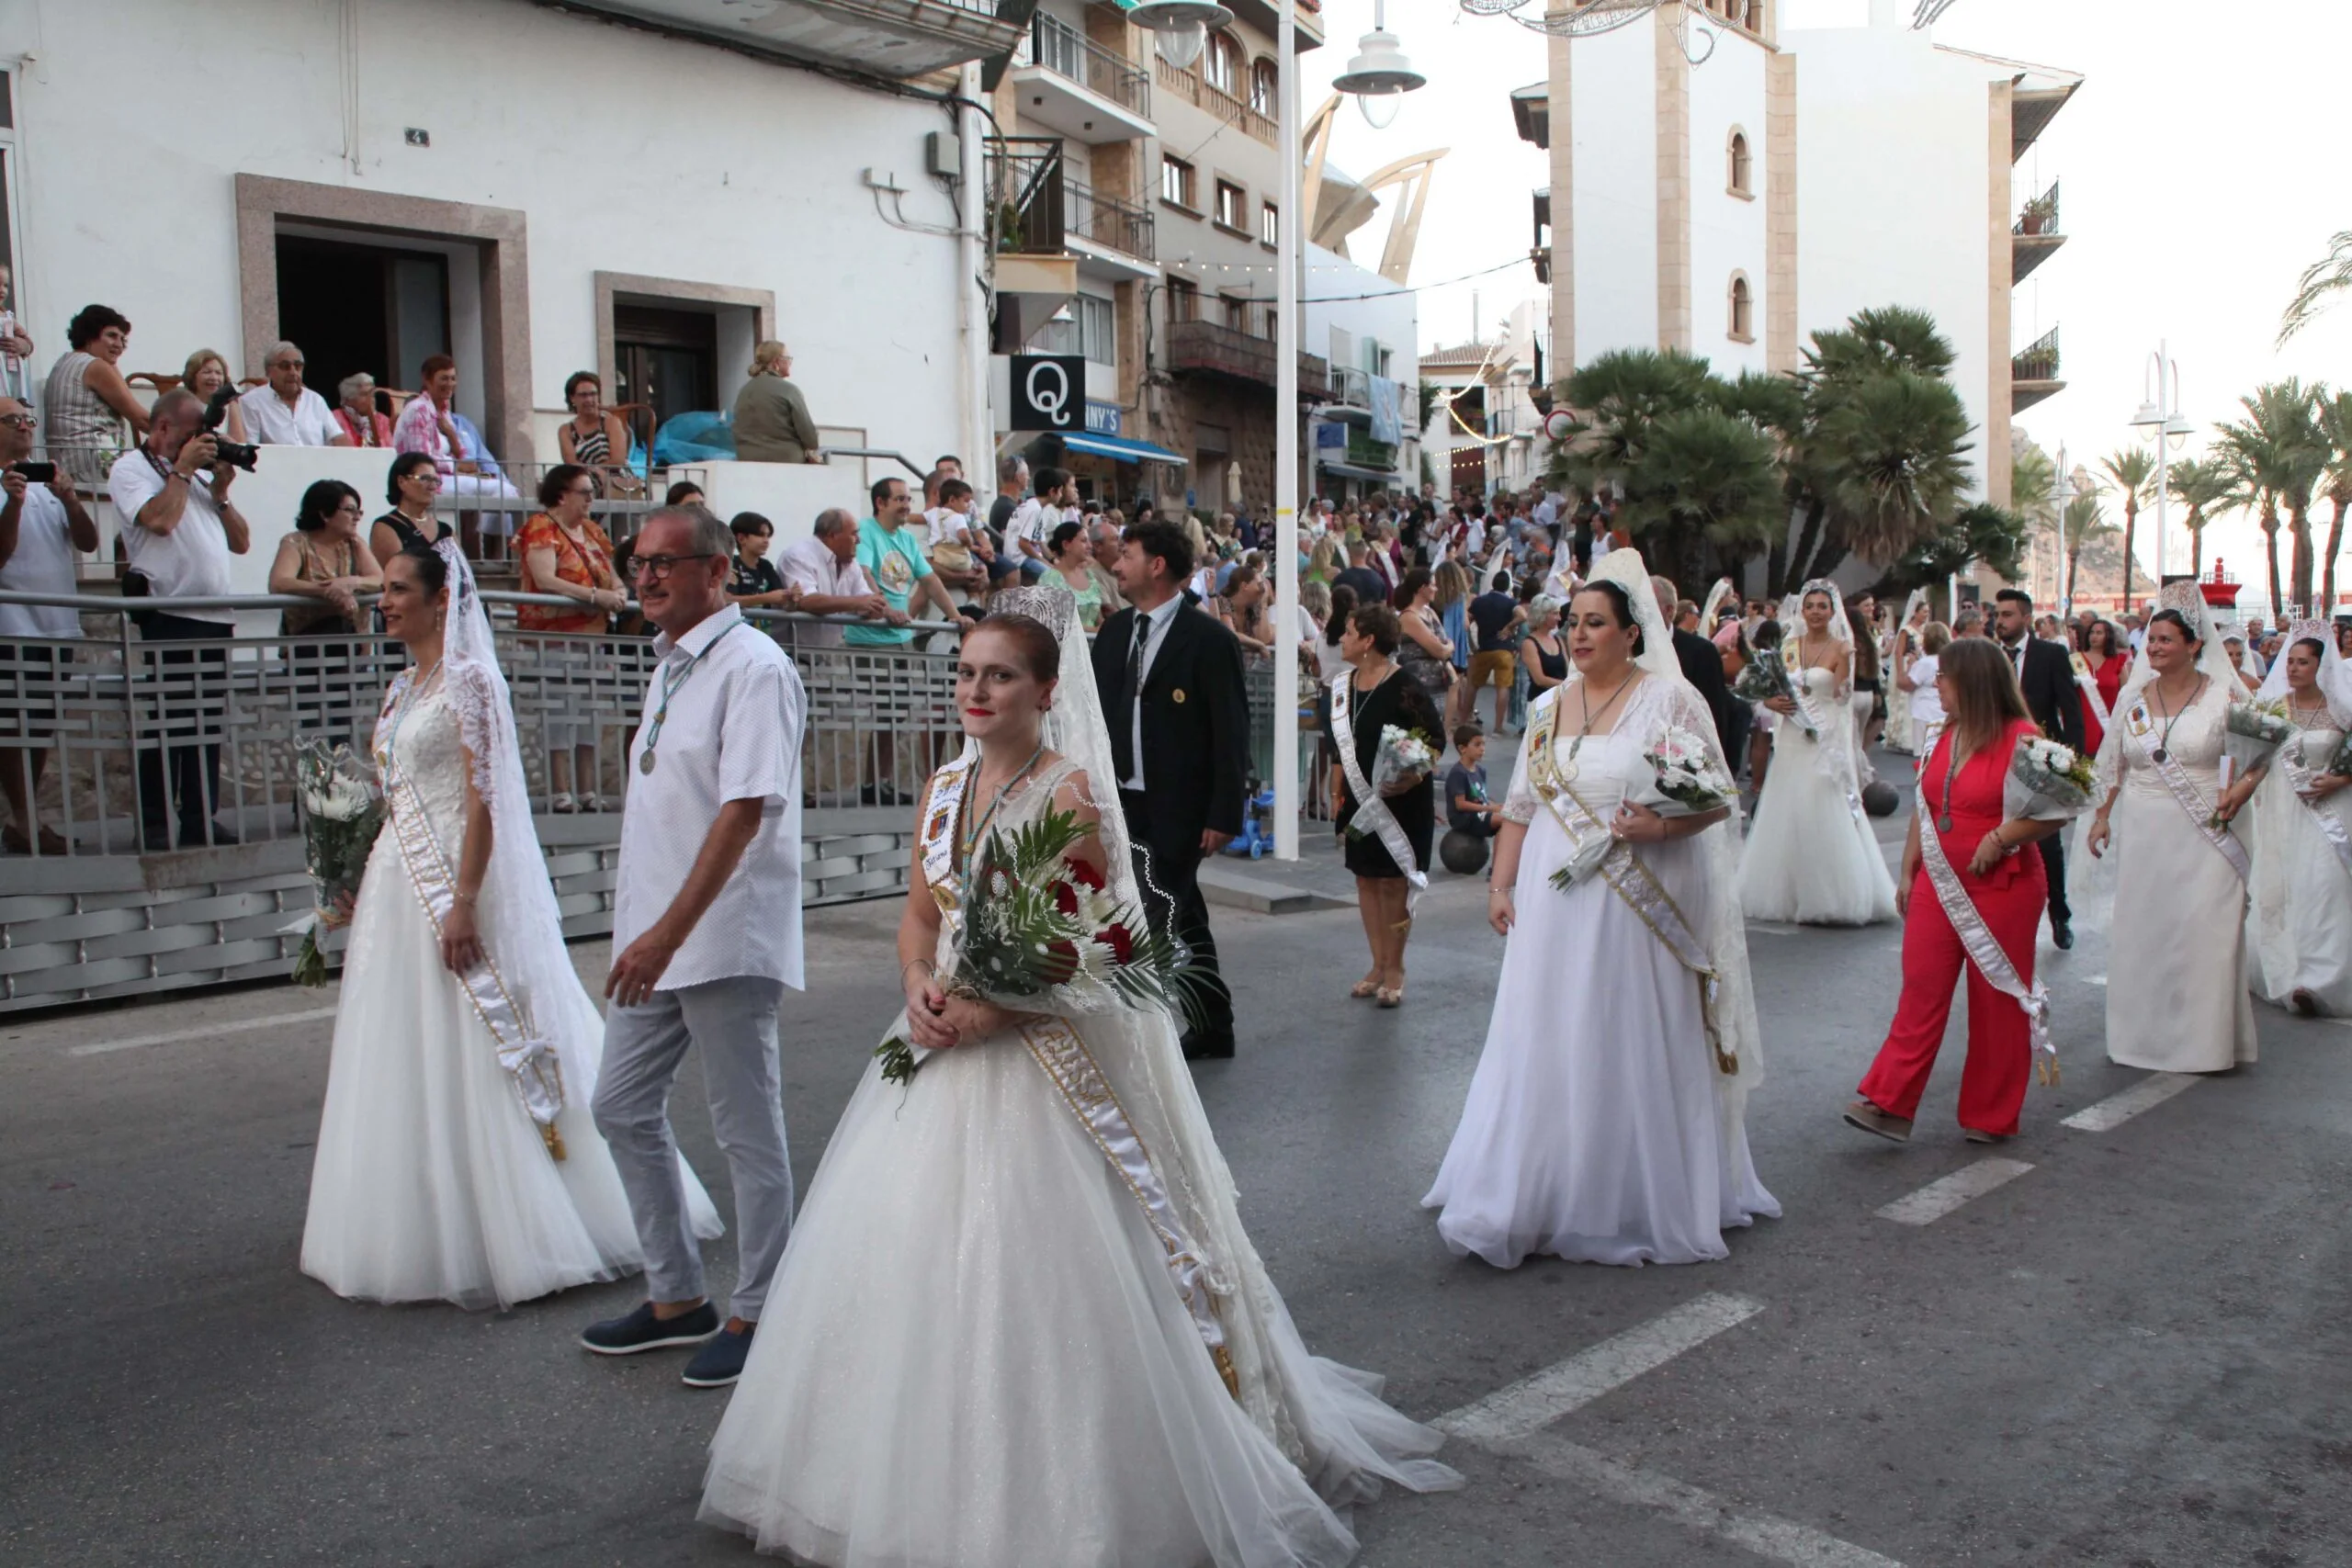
left=6, top=751, right=2350, bottom=1568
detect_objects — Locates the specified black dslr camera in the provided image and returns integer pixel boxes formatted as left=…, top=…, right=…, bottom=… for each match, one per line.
left=199, top=387, right=261, bottom=472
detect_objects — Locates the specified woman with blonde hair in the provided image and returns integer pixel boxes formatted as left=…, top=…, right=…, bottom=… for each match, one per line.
left=1432, top=560, right=1474, bottom=724
left=180, top=348, right=249, bottom=444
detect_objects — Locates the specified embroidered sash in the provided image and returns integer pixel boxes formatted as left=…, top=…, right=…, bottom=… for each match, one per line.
left=2121, top=697, right=2251, bottom=882
left=373, top=676, right=566, bottom=1160
left=911, top=755, right=1239, bottom=1399
left=1523, top=695, right=1736, bottom=1075
left=2071, top=653, right=2113, bottom=733
left=2281, top=732, right=2352, bottom=878
left=1329, top=670, right=1428, bottom=913
left=1914, top=777, right=2059, bottom=1087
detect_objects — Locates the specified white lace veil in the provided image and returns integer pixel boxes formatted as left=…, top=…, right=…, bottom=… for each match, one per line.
left=2256, top=620, right=2352, bottom=718
left=1699, top=577, right=1736, bottom=635
left=1587, top=547, right=1767, bottom=1107
left=2093, top=579, right=2244, bottom=799
left=1792, top=578, right=1871, bottom=791
left=981, top=582, right=1454, bottom=1496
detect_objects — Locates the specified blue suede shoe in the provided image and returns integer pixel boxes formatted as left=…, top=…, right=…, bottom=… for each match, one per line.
left=580, top=1300, right=720, bottom=1356
left=681, top=1324, right=756, bottom=1388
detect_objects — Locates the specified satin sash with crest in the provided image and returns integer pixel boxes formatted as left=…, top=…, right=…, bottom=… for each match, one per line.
left=1914, top=776, right=2059, bottom=1086
left=1329, top=670, right=1429, bottom=912
left=1522, top=694, right=1736, bottom=1075
left=373, top=672, right=566, bottom=1160
left=2281, top=729, right=2352, bottom=878
left=2070, top=653, right=2114, bottom=733
left=910, top=758, right=1239, bottom=1399
left=2121, top=696, right=2251, bottom=882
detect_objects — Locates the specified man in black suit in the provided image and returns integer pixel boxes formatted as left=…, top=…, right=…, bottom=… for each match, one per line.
left=1654, top=574, right=1738, bottom=764
left=1992, top=587, right=2086, bottom=948
left=1091, top=520, right=1250, bottom=1059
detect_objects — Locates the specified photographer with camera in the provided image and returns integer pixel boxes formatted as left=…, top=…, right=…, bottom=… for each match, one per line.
left=107, top=389, right=252, bottom=852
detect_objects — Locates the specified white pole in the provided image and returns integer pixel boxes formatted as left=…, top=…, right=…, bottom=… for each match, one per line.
left=2151, top=339, right=2167, bottom=598
left=1272, top=0, right=1302, bottom=860
left=956, top=64, right=994, bottom=512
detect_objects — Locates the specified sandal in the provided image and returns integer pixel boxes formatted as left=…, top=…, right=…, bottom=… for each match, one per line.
left=1842, top=1100, right=1913, bottom=1143
left=1350, top=977, right=1381, bottom=999
left=1375, top=986, right=1404, bottom=1009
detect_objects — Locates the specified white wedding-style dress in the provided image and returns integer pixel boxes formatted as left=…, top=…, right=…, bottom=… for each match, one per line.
left=1424, top=673, right=1780, bottom=1268
left=1739, top=665, right=1896, bottom=925
left=302, top=557, right=718, bottom=1311
left=2249, top=716, right=2352, bottom=1013
left=701, top=589, right=1457, bottom=1567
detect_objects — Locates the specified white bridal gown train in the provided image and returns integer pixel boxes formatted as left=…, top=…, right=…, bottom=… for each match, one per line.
left=1739, top=666, right=1896, bottom=925
left=300, top=675, right=718, bottom=1310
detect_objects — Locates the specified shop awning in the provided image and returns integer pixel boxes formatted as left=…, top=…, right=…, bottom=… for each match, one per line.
left=1062, top=432, right=1185, bottom=465
left=1317, top=459, right=1403, bottom=482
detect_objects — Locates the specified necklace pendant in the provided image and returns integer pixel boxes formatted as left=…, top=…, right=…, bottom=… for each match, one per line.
left=2151, top=746, right=2168, bottom=765
left=1936, top=814, right=1953, bottom=833
left=638, top=750, right=658, bottom=775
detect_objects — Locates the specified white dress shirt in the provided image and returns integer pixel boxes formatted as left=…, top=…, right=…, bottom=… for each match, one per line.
left=1120, top=592, right=1187, bottom=792
left=107, top=448, right=236, bottom=624
left=0, top=485, right=82, bottom=638
left=776, top=535, right=873, bottom=647
left=616, top=604, right=807, bottom=991
left=237, top=383, right=343, bottom=446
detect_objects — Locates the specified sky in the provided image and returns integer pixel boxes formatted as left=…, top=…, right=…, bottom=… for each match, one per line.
left=1299, top=0, right=2352, bottom=596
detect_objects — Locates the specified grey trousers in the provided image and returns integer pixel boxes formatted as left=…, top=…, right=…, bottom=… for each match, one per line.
left=594, top=975, right=791, bottom=1323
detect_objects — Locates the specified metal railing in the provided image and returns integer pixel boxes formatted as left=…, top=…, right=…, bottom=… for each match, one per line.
left=1017, top=12, right=1150, bottom=117
left=986, top=136, right=1068, bottom=255
left=1066, top=179, right=1156, bottom=261
left=1153, top=58, right=1276, bottom=146
left=2014, top=177, right=2061, bottom=236
left=2013, top=326, right=2062, bottom=383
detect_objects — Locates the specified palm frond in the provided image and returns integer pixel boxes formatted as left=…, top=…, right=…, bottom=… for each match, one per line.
left=2278, top=231, right=2352, bottom=347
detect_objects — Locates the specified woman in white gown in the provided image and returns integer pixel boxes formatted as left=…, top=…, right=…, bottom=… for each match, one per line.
left=1738, top=580, right=1896, bottom=925
left=1424, top=549, right=1778, bottom=1269
left=2085, top=584, right=2260, bottom=1072
left=701, top=592, right=1458, bottom=1566
left=2246, top=622, right=2352, bottom=1016
left=1883, top=592, right=1928, bottom=755
left=301, top=542, right=718, bottom=1311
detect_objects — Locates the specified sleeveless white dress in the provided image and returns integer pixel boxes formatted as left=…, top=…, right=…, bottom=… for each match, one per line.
left=701, top=757, right=1456, bottom=1567
left=1424, top=680, right=1780, bottom=1268
left=1738, top=666, right=1896, bottom=925
left=300, top=678, right=718, bottom=1310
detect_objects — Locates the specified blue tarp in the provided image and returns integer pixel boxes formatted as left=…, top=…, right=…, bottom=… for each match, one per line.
left=653, top=410, right=736, bottom=467
left=1368, top=374, right=1402, bottom=446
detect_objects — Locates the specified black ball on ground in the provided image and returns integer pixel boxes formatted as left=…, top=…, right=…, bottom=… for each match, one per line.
left=1861, top=780, right=1901, bottom=818
left=1439, top=828, right=1491, bottom=875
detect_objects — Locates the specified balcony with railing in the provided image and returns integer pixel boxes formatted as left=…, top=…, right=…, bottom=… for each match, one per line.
left=1065, top=179, right=1156, bottom=276
left=984, top=136, right=1078, bottom=336
left=1154, top=59, right=1277, bottom=147
left=2012, top=325, right=2064, bottom=412
left=1009, top=11, right=1153, bottom=142
left=603, top=0, right=1022, bottom=80
left=1165, top=317, right=1329, bottom=398
left=2012, top=177, right=2065, bottom=284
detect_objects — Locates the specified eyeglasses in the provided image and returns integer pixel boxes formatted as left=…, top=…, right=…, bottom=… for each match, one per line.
left=0, top=413, right=35, bottom=429
left=628, top=552, right=717, bottom=582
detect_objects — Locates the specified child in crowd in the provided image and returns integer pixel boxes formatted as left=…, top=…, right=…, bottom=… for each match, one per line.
left=1445, top=725, right=1498, bottom=840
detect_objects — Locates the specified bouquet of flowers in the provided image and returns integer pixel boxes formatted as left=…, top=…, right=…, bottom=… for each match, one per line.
left=1732, top=642, right=1817, bottom=736
left=2222, top=697, right=2294, bottom=778
left=1346, top=725, right=1440, bottom=840
left=2005, top=735, right=2096, bottom=821
left=876, top=807, right=1199, bottom=1085
left=288, top=738, right=386, bottom=986
left=2324, top=728, right=2352, bottom=778
left=1633, top=728, right=1732, bottom=817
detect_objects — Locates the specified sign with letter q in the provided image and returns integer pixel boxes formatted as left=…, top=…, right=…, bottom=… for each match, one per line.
left=1011, top=354, right=1086, bottom=433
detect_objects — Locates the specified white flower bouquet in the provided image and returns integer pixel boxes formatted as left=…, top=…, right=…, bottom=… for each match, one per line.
left=2222, top=697, right=2293, bottom=774
left=288, top=738, right=385, bottom=986
left=2005, top=735, right=2096, bottom=821
left=1346, top=724, right=1439, bottom=840
left=1632, top=727, right=1732, bottom=818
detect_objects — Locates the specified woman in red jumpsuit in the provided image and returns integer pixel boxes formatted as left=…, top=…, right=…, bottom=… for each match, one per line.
left=1844, top=638, right=2066, bottom=1144
left=2075, top=617, right=2131, bottom=760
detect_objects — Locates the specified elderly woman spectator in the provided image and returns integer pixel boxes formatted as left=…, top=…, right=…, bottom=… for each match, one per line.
left=371, top=451, right=452, bottom=562
left=516, top=463, right=626, bottom=813
left=558, top=370, right=642, bottom=496
left=269, top=479, right=382, bottom=636
left=238, top=343, right=348, bottom=446
left=179, top=350, right=251, bottom=445
left=44, top=304, right=149, bottom=493
left=731, top=341, right=823, bottom=464
left=332, top=373, right=394, bottom=447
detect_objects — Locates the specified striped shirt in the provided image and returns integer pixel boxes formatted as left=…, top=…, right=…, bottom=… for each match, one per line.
left=42, top=351, right=123, bottom=488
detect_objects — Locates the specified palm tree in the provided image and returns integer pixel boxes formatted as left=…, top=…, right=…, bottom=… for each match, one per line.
left=1809, top=370, right=1973, bottom=574
left=2318, top=390, right=2352, bottom=610
left=2097, top=447, right=2159, bottom=612
left=2060, top=492, right=2113, bottom=613
left=1622, top=406, right=1783, bottom=590
left=2166, top=456, right=2238, bottom=581
left=2279, top=231, right=2352, bottom=346
left=2011, top=442, right=2060, bottom=601
left=2218, top=380, right=2327, bottom=615
left=1546, top=347, right=1715, bottom=501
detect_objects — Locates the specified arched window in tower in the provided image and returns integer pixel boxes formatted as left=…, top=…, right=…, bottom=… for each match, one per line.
left=1728, top=129, right=1753, bottom=197
left=1251, top=59, right=1278, bottom=118
left=1728, top=274, right=1754, bottom=341
left=1205, top=31, right=1243, bottom=96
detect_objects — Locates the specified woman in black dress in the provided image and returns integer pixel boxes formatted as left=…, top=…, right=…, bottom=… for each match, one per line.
left=1332, top=602, right=1444, bottom=1008
left=369, top=450, right=453, bottom=566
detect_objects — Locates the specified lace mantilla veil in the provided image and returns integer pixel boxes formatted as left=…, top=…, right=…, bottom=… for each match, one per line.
left=1583, top=550, right=1767, bottom=1113
left=983, top=583, right=1456, bottom=1495
left=2255, top=618, right=2352, bottom=719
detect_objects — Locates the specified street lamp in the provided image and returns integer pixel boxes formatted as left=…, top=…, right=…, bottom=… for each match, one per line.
left=2130, top=342, right=2190, bottom=607
left=1126, top=0, right=1233, bottom=71
left=1330, top=0, right=1425, bottom=130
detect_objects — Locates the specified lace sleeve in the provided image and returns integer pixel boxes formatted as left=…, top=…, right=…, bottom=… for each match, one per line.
left=444, top=657, right=516, bottom=813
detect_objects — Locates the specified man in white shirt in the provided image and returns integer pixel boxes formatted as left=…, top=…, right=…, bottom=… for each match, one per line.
left=107, top=389, right=252, bottom=851
left=0, top=395, right=98, bottom=853
left=584, top=505, right=807, bottom=1391
left=1004, top=465, right=1077, bottom=579
left=235, top=342, right=350, bottom=447
left=776, top=508, right=891, bottom=647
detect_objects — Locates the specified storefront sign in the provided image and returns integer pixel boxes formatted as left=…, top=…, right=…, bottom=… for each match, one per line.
left=1010, top=354, right=1085, bottom=432
left=1085, top=400, right=1121, bottom=436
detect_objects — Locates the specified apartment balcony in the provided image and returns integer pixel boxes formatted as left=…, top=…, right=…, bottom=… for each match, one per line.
left=1009, top=12, right=1153, bottom=143
left=986, top=137, right=1078, bottom=338
left=1326, top=364, right=1376, bottom=425
left=1154, top=59, right=1277, bottom=147
left=2012, top=325, right=2064, bottom=412
left=2012, top=178, right=2065, bottom=284
left=1166, top=318, right=1328, bottom=399
left=577, top=0, right=1023, bottom=80
left=1065, top=179, right=1157, bottom=281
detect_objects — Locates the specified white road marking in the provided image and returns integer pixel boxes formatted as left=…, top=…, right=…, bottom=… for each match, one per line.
left=66, top=1006, right=339, bottom=1058
left=1433, top=1292, right=1765, bottom=1444
left=2060, top=1072, right=2201, bottom=1132
left=1498, top=1432, right=1907, bottom=1568
left=1874, top=1157, right=2034, bottom=1225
